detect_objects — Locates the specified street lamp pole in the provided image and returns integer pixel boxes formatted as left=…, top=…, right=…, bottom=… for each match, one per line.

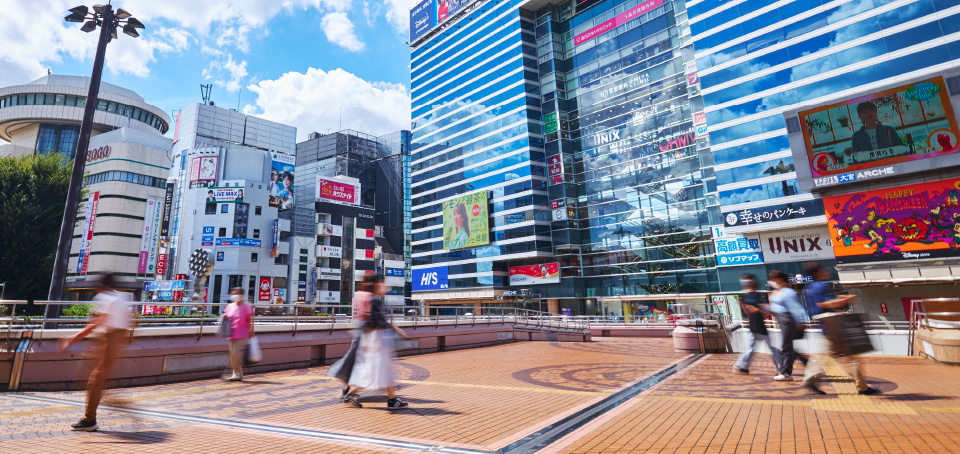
left=47, top=4, right=143, bottom=324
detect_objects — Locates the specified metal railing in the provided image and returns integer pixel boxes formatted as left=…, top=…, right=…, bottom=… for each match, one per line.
left=908, top=297, right=960, bottom=356
left=0, top=300, right=590, bottom=339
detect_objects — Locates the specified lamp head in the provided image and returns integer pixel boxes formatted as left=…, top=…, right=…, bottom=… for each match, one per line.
left=122, top=24, right=140, bottom=38
left=65, top=6, right=88, bottom=22
left=115, top=8, right=132, bottom=19
left=126, top=17, right=145, bottom=29
left=80, top=20, right=98, bottom=33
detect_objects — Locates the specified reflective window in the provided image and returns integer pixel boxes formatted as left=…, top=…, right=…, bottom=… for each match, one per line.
left=718, top=179, right=803, bottom=205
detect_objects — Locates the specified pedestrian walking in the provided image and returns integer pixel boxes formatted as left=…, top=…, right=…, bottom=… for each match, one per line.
left=733, top=274, right=782, bottom=374
left=767, top=270, right=809, bottom=381
left=328, top=275, right=375, bottom=400
left=342, top=274, right=409, bottom=409
left=57, top=273, right=133, bottom=432
left=802, top=262, right=879, bottom=395
left=223, top=288, right=254, bottom=382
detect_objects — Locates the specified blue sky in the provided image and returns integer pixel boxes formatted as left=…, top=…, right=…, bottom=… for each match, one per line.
left=0, top=0, right=416, bottom=141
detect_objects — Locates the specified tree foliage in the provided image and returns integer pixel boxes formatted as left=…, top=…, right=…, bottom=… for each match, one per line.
left=0, top=153, right=75, bottom=300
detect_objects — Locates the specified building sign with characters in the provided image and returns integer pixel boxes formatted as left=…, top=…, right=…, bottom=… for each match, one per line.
left=825, top=177, right=960, bottom=264
left=442, top=190, right=489, bottom=250
left=508, top=263, right=561, bottom=286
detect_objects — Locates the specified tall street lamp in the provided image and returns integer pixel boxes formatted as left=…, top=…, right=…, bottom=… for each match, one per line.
left=47, top=4, right=144, bottom=321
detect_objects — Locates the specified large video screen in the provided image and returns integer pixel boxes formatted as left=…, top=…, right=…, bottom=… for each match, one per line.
left=442, top=190, right=489, bottom=250
left=800, top=76, right=959, bottom=179
left=824, top=177, right=960, bottom=264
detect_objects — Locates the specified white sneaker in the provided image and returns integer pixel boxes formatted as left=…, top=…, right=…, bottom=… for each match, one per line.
left=227, top=374, right=242, bottom=382
left=774, top=374, right=793, bottom=381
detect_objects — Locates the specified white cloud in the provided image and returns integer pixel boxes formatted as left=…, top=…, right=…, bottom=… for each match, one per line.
left=245, top=67, right=411, bottom=140
left=321, top=12, right=366, bottom=52
left=202, top=47, right=250, bottom=92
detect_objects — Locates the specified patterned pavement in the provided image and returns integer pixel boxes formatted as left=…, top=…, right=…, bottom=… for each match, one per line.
left=1, top=338, right=959, bottom=453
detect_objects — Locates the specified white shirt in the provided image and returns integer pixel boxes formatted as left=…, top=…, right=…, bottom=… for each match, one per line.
left=864, top=129, right=878, bottom=150
left=93, top=290, right=133, bottom=331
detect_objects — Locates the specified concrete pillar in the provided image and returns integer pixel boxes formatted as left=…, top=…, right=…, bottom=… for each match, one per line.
left=547, top=298, right=559, bottom=314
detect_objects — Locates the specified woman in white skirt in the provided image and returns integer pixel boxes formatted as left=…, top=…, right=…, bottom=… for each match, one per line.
left=343, top=274, right=409, bottom=409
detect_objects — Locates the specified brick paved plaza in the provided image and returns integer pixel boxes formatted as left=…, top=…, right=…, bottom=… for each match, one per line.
left=2, top=338, right=959, bottom=453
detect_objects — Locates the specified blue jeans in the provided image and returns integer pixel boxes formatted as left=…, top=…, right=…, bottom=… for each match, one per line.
left=735, top=331, right=782, bottom=371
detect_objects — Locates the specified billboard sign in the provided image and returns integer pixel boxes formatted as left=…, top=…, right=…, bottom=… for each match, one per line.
left=77, top=191, right=100, bottom=275
left=824, top=177, right=960, bottom=264
left=318, top=267, right=341, bottom=280
left=215, top=238, right=261, bottom=247
left=551, top=199, right=569, bottom=221
left=317, top=177, right=360, bottom=205
left=318, top=290, right=340, bottom=303
left=413, top=266, right=449, bottom=291
left=758, top=226, right=835, bottom=264
left=269, top=152, right=295, bottom=210
left=317, top=223, right=344, bottom=236
left=442, top=190, right=489, bottom=250
left=160, top=182, right=174, bottom=237
left=189, top=155, right=218, bottom=188
left=723, top=199, right=824, bottom=228
left=548, top=154, right=563, bottom=184
left=143, top=280, right=186, bottom=292
left=319, top=245, right=342, bottom=258
left=156, top=253, right=167, bottom=276
left=409, top=0, right=436, bottom=42
left=258, top=277, right=271, bottom=301
left=205, top=187, right=244, bottom=203
left=509, top=263, right=561, bottom=286
left=712, top=225, right=763, bottom=267
left=145, top=198, right=163, bottom=275
left=271, top=219, right=279, bottom=257
left=137, top=198, right=159, bottom=274
left=574, top=0, right=664, bottom=46
left=800, top=76, right=959, bottom=181
left=385, top=267, right=404, bottom=277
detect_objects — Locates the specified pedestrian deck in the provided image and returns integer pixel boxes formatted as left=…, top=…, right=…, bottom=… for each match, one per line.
left=1, top=338, right=958, bottom=453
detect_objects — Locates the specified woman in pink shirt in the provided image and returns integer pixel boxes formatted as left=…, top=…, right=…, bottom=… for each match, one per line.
left=224, top=288, right=254, bottom=381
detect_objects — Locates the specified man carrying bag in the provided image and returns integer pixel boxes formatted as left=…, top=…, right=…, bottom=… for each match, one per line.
left=802, top=262, right=879, bottom=395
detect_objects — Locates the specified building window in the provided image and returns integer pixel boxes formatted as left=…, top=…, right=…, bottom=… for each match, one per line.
left=205, top=204, right=217, bottom=215
left=300, top=248, right=308, bottom=254
left=251, top=253, right=258, bottom=262
left=35, top=124, right=81, bottom=158
left=253, top=229, right=260, bottom=239
left=255, top=206, right=262, bottom=215
left=219, top=227, right=227, bottom=237
left=221, top=204, right=229, bottom=213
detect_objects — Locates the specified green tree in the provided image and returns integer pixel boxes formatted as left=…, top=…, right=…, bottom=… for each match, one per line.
left=0, top=153, right=76, bottom=300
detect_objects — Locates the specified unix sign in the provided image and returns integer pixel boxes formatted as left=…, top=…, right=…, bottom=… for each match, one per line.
left=86, top=145, right=111, bottom=162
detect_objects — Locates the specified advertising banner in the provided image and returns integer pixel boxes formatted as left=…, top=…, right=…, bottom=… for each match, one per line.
left=319, top=245, right=342, bottom=258
left=77, top=192, right=99, bottom=274
left=160, top=182, right=175, bottom=237
left=442, top=190, right=489, bottom=250
left=713, top=225, right=763, bottom=267
left=385, top=267, right=404, bottom=277
left=202, top=225, right=214, bottom=246
left=548, top=154, right=563, bottom=184
left=205, top=187, right=244, bottom=203
left=413, top=266, right=449, bottom=291
left=318, top=267, right=341, bottom=280
left=723, top=199, right=824, bottom=228
left=318, top=290, right=340, bottom=303
left=258, top=277, right=271, bottom=302
left=147, top=198, right=163, bottom=274
left=509, top=263, right=561, bottom=286
left=156, top=253, right=167, bottom=276
left=215, top=238, right=261, bottom=247
left=800, top=76, right=959, bottom=179
left=189, top=155, right=218, bottom=188
left=271, top=219, right=279, bottom=258
left=551, top=199, right=569, bottom=221
left=269, top=152, right=295, bottom=210
left=573, top=0, right=664, bottom=46
left=310, top=268, right=316, bottom=302
left=138, top=197, right=158, bottom=274
left=438, top=0, right=470, bottom=25
left=316, top=177, right=360, bottom=205
left=759, top=226, right=835, bottom=264
left=317, top=223, right=344, bottom=236
left=409, top=0, right=436, bottom=42
left=143, top=280, right=186, bottom=292
left=825, top=177, right=960, bottom=264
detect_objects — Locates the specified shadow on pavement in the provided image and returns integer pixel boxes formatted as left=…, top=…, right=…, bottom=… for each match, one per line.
left=92, top=430, right=172, bottom=444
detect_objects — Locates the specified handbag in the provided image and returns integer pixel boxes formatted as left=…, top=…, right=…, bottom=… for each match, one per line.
left=217, top=313, right=232, bottom=338
left=793, top=324, right=806, bottom=340
left=815, top=312, right=874, bottom=357
left=246, top=337, right=263, bottom=363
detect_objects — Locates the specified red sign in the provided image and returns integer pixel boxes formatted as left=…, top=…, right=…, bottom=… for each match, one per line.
left=574, top=0, right=664, bottom=46
left=258, top=277, right=271, bottom=302
left=694, top=112, right=707, bottom=126
left=156, top=253, right=167, bottom=276
left=86, top=145, right=111, bottom=162
left=174, top=274, right=187, bottom=302
left=317, top=178, right=359, bottom=204
left=880, top=303, right=888, bottom=314
left=659, top=132, right=695, bottom=152
left=508, top=262, right=561, bottom=286
left=365, top=250, right=374, bottom=259
left=548, top=155, right=563, bottom=184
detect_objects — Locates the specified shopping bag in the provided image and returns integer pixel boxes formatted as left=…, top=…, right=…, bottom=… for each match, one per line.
left=815, top=312, right=873, bottom=357
left=327, top=337, right=360, bottom=382
left=246, top=337, right=263, bottom=363
left=217, top=314, right=232, bottom=338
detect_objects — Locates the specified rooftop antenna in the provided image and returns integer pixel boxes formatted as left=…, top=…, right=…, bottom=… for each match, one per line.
left=200, top=83, right=212, bottom=105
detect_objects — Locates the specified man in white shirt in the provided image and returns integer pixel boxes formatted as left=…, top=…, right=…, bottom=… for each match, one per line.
left=58, top=273, right=133, bottom=432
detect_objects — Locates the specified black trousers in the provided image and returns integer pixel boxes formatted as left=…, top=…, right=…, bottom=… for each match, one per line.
left=776, top=313, right=808, bottom=375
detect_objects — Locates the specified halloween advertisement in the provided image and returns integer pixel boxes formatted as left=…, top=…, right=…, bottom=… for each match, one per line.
left=825, top=177, right=960, bottom=264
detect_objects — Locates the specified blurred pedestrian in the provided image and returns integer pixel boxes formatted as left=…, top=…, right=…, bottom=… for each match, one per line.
left=223, top=288, right=254, bottom=382
left=767, top=270, right=808, bottom=381
left=802, top=262, right=878, bottom=395
left=342, top=274, right=410, bottom=409
left=733, top=274, right=781, bottom=374
left=57, top=273, right=133, bottom=432
left=328, top=274, right=374, bottom=400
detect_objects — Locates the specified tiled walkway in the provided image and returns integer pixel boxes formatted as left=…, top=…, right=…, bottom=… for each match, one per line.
left=2, top=338, right=958, bottom=453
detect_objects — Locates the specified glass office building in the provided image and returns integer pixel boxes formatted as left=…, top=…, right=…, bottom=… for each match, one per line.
left=410, top=0, right=719, bottom=316
left=689, top=0, right=960, bottom=290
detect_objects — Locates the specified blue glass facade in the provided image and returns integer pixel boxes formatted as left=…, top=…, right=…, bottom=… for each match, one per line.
left=410, top=0, right=547, bottom=299
left=689, top=0, right=960, bottom=289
